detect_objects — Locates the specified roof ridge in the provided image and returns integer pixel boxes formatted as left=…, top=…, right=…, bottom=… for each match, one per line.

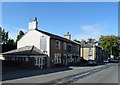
left=35, top=29, right=80, bottom=45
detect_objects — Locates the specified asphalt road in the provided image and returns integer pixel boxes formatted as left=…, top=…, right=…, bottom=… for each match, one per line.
left=75, top=63, right=118, bottom=83
left=2, top=63, right=119, bottom=84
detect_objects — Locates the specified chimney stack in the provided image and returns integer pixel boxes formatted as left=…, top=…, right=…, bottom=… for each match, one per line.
left=88, top=38, right=95, bottom=45
left=28, top=17, right=38, bottom=30
left=81, top=39, right=86, bottom=46
left=64, top=32, right=71, bottom=40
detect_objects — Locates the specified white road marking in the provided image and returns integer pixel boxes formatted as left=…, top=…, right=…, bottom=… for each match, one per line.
left=83, top=72, right=90, bottom=75
left=94, top=69, right=99, bottom=72
left=75, top=74, right=84, bottom=78
left=58, top=81, right=62, bottom=83
left=75, top=72, right=90, bottom=78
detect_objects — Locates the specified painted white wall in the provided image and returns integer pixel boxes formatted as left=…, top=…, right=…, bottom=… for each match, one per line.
left=17, top=29, right=50, bottom=68
left=0, top=54, right=5, bottom=60
left=28, top=18, right=38, bottom=30
left=17, top=30, right=50, bottom=56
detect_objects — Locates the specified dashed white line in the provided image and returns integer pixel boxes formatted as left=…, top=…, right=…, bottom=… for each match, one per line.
left=75, top=74, right=84, bottom=78
left=58, top=81, right=62, bottom=83
left=83, top=72, right=90, bottom=75
left=75, top=72, right=90, bottom=78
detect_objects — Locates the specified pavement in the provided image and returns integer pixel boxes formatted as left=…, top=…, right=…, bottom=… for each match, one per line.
left=2, top=62, right=119, bottom=84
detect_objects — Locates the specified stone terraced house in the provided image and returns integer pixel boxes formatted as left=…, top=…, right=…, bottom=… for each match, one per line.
left=1, top=17, right=81, bottom=69
left=80, top=40, right=109, bottom=62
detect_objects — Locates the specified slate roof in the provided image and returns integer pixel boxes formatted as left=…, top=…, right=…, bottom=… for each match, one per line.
left=36, top=29, right=80, bottom=45
left=1, top=46, right=47, bottom=56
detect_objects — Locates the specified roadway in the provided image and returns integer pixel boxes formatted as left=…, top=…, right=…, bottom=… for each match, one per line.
left=2, top=63, right=119, bottom=84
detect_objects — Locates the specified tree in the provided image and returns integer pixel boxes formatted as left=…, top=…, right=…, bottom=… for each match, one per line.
left=87, top=38, right=98, bottom=45
left=6, top=38, right=16, bottom=46
left=16, top=30, right=25, bottom=41
left=3, top=38, right=17, bottom=52
left=1, top=27, right=9, bottom=44
left=98, top=35, right=120, bottom=58
left=0, top=27, right=17, bottom=52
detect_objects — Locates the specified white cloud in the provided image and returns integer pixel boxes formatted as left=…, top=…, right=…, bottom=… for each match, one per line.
left=73, top=24, right=103, bottom=41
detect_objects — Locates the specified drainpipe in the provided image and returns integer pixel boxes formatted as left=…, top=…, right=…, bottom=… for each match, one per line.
left=41, top=58, right=43, bottom=69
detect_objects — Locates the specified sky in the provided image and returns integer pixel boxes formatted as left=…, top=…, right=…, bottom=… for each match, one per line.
left=2, top=2, right=118, bottom=41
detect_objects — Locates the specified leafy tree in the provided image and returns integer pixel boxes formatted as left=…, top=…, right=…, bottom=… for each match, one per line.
left=16, top=30, right=25, bottom=41
left=1, top=27, right=9, bottom=44
left=0, top=27, right=17, bottom=52
left=87, top=38, right=94, bottom=43
left=3, top=39, right=17, bottom=52
left=98, top=35, right=120, bottom=58
left=87, top=38, right=98, bottom=44
left=7, top=38, right=16, bottom=46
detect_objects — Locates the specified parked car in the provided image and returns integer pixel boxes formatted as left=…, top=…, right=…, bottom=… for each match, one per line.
left=103, top=60, right=109, bottom=63
left=115, top=57, right=120, bottom=60
left=109, top=58, right=115, bottom=63
left=87, top=60, right=97, bottom=66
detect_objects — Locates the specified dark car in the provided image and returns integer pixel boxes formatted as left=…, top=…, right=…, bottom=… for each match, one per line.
left=87, top=60, right=97, bottom=66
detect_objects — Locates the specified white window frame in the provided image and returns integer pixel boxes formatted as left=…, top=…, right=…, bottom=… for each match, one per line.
left=25, top=57, right=29, bottom=62
left=35, top=57, right=45, bottom=69
left=35, top=57, right=38, bottom=66
left=89, top=48, right=92, bottom=53
left=42, top=58, right=45, bottom=65
left=68, top=54, right=72, bottom=62
left=54, top=53, right=61, bottom=64
left=88, top=55, right=93, bottom=60
left=63, top=42, right=67, bottom=50
left=56, top=40, right=60, bottom=49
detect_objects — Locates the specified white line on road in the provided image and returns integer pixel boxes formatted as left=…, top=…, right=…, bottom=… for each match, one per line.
left=75, top=74, right=85, bottom=78
left=58, top=81, right=62, bottom=83
left=83, top=72, right=90, bottom=75
left=75, top=72, right=90, bottom=78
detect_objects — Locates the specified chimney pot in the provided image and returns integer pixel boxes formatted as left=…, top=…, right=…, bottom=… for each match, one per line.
left=64, top=32, right=71, bottom=40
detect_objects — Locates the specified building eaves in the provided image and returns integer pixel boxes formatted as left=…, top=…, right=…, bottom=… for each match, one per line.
left=1, top=46, right=47, bottom=56
left=36, top=29, right=80, bottom=45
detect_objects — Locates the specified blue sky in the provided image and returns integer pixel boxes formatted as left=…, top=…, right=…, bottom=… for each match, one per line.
left=2, top=2, right=118, bottom=41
